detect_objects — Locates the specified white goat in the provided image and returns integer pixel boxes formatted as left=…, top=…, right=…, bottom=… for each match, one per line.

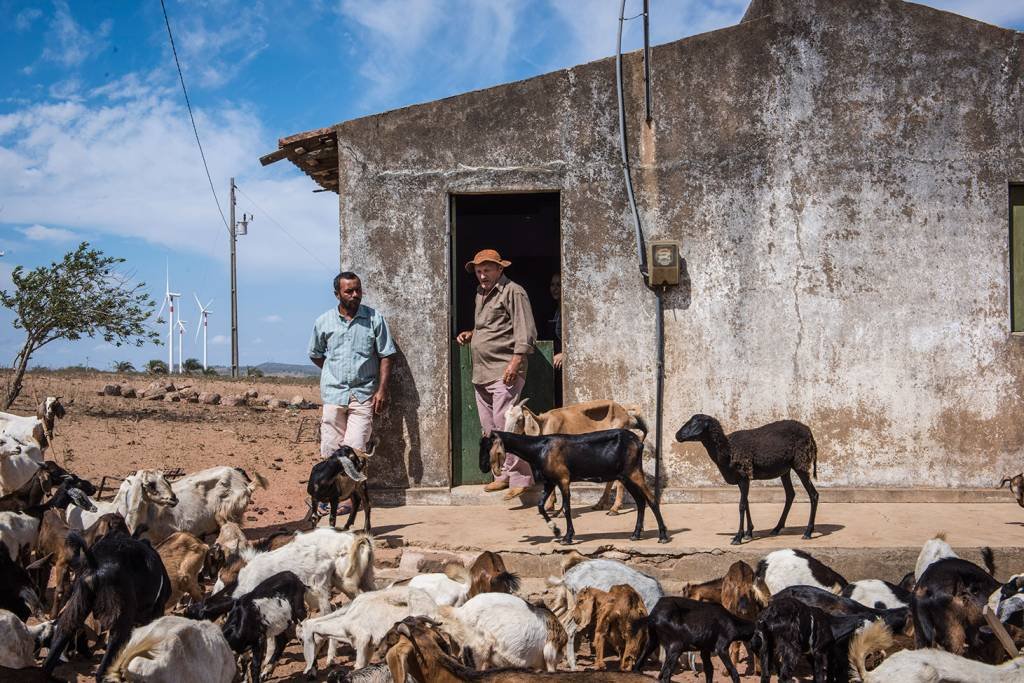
left=103, top=615, right=236, bottom=683
left=130, top=466, right=267, bottom=542
left=299, top=586, right=438, bottom=675
left=914, top=532, right=957, bottom=580
left=392, top=567, right=471, bottom=607
left=65, top=470, right=174, bottom=532
left=0, top=608, right=51, bottom=668
left=224, top=528, right=375, bottom=613
left=0, top=397, right=64, bottom=452
left=754, top=549, right=848, bottom=600
left=841, top=579, right=910, bottom=610
left=548, top=557, right=663, bottom=615
left=0, top=437, right=43, bottom=496
left=437, top=592, right=571, bottom=671
left=0, top=512, right=39, bottom=561
left=849, top=619, right=1024, bottom=682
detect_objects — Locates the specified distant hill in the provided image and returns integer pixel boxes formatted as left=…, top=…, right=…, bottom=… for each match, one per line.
left=253, top=362, right=320, bottom=377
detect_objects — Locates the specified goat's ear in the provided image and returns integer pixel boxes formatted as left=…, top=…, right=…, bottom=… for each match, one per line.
left=386, top=639, right=414, bottom=683
left=573, top=590, right=597, bottom=630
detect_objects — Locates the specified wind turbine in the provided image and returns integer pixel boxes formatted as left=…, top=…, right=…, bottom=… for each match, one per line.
left=194, top=294, right=213, bottom=371
left=176, top=318, right=187, bottom=374
left=154, top=265, right=181, bottom=372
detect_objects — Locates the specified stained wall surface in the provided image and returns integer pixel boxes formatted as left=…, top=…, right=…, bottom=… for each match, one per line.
left=329, top=0, right=1024, bottom=490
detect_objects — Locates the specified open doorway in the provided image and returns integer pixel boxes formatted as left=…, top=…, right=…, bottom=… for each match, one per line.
left=450, top=192, right=561, bottom=485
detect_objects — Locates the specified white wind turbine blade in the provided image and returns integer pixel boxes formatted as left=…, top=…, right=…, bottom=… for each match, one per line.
left=155, top=294, right=167, bottom=320
left=195, top=315, right=203, bottom=343
left=194, top=292, right=202, bottom=311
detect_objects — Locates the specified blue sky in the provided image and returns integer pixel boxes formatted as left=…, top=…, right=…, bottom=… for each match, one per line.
left=1, top=0, right=1022, bottom=371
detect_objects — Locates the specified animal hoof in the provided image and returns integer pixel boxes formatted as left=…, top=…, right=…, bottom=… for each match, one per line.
left=802, top=531, right=813, bottom=539
left=557, top=537, right=574, bottom=546
left=629, top=533, right=641, bottom=542
left=657, top=536, right=670, bottom=544
left=744, top=531, right=753, bottom=539
left=605, top=509, right=620, bottom=516
left=730, top=536, right=744, bottom=546
left=769, top=528, right=782, bottom=536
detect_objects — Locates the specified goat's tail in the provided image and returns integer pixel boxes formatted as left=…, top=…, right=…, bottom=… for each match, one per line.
left=341, top=533, right=375, bottom=592
left=847, top=619, right=893, bottom=683
left=627, top=409, right=649, bottom=441
left=981, top=547, right=996, bottom=576
left=249, top=470, right=269, bottom=492
left=103, top=621, right=166, bottom=682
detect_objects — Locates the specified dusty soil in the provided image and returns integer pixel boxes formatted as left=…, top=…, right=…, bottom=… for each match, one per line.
left=9, top=370, right=869, bottom=681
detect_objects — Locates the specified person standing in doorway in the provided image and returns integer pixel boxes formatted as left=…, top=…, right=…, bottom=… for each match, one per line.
left=456, top=249, right=537, bottom=500
left=309, top=272, right=396, bottom=509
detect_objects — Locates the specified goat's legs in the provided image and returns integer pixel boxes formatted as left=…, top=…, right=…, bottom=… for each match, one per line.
left=624, top=471, right=669, bottom=542
left=557, top=481, right=575, bottom=544
left=795, top=468, right=818, bottom=539
left=717, top=644, right=741, bottom=683
left=250, top=635, right=266, bottom=683
left=537, top=480, right=561, bottom=540
left=620, top=478, right=647, bottom=541
left=95, top=614, right=134, bottom=681
left=658, top=642, right=683, bottom=683
left=327, top=497, right=339, bottom=528
left=770, top=472, right=796, bottom=536
left=733, top=479, right=752, bottom=545
left=342, top=493, right=358, bottom=531
left=608, top=481, right=624, bottom=515
left=632, top=626, right=659, bottom=673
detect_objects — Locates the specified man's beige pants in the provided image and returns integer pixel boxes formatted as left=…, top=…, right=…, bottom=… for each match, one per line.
left=320, top=397, right=374, bottom=458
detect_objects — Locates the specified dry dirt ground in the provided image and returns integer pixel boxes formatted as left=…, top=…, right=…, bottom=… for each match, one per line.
left=7, top=370, right=884, bottom=681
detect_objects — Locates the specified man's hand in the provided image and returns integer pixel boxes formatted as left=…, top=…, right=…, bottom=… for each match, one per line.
left=456, top=330, right=473, bottom=345
left=553, top=352, right=564, bottom=369
left=371, top=387, right=388, bottom=414
left=502, top=355, right=523, bottom=386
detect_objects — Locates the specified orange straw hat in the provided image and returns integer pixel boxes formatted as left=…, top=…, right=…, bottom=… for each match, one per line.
left=465, top=248, right=512, bottom=273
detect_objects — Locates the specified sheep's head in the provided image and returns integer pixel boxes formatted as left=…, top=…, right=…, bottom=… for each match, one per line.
left=478, top=433, right=504, bottom=477
left=999, top=474, right=1024, bottom=508
left=137, top=470, right=178, bottom=507
left=674, top=413, right=716, bottom=442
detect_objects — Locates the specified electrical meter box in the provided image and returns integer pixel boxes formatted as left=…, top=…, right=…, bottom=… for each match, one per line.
left=646, top=240, right=682, bottom=287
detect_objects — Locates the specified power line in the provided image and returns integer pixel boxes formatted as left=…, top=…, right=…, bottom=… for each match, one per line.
left=159, top=0, right=230, bottom=236
left=234, top=185, right=335, bottom=273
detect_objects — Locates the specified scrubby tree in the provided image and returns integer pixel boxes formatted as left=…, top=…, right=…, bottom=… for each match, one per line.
left=113, top=360, right=136, bottom=373
left=0, top=243, right=159, bottom=409
left=202, top=366, right=219, bottom=376
left=182, top=358, right=203, bottom=374
left=246, top=366, right=264, bottom=378
left=146, top=359, right=169, bottom=375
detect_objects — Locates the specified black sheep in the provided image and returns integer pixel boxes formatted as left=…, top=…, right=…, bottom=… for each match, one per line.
left=42, top=530, right=170, bottom=681
left=480, top=429, right=668, bottom=544
left=675, top=414, right=818, bottom=544
left=750, top=597, right=833, bottom=683
left=221, top=571, right=308, bottom=683
left=631, top=596, right=753, bottom=682
left=305, top=445, right=372, bottom=532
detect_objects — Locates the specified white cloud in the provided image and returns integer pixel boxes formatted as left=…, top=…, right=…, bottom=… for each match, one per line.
left=262, top=314, right=283, bottom=323
left=918, top=1, right=1024, bottom=27
left=18, top=225, right=76, bottom=242
left=0, top=79, right=337, bottom=273
left=211, top=334, right=229, bottom=345
left=40, top=2, right=112, bottom=68
left=338, top=0, right=521, bottom=108
left=176, top=11, right=270, bottom=89
left=15, top=8, right=43, bottom=32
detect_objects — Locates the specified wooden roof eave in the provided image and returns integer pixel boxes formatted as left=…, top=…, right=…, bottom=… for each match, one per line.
left=259, top=127, right=340, bottom=193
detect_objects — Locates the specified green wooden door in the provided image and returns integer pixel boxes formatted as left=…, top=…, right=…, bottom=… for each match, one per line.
left=452, top=341, right=555, bottom=485
left=1014, top=206, right=1024, bottom=331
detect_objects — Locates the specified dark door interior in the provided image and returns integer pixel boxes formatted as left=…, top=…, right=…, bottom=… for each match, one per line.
left=450, top=192, right=561, bottom=485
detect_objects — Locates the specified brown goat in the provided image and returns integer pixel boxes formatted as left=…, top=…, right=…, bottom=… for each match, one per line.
left=383, top=616, right=651, bottom=682
left=29, top=509, right=74, bottom=618
left=466, top=551, right=521, bottom=599
left=680, top=561, right=763, bottom=673
left=1000, top=473, right=1024, bottom=508
left=571, top=584, right=648, bottom=671
left=82, top=513, right=130, bottom=546
left=154, top=531, right=209, bottom=610
left=679, top=576, right=723, bottom=603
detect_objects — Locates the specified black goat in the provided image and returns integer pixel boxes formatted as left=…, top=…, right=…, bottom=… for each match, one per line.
left=912, top=555, right=1003, bottom=660
left=480, top=429, right=668, bottom=544
left=221, top=570, right=307, bottom=683
left=0, top=462, right=94, bottom=514
left=750, top=596, right=833, bottom=683
left=631, top=596, right=753, bottom=682
left=42, top=530, right=170, bottom=681
left=675, top=414, right=818, bottom=545
left=0, top=542, right=43, bottom=620
left=305, top=444, right=372, bottom=532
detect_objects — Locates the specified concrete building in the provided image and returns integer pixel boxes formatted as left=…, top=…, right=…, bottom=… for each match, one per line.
left=265, top=0, right=1024, bottom=503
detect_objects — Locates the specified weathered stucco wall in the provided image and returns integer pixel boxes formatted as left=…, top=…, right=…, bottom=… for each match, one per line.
left=333, top=0, right=1024, bottom=491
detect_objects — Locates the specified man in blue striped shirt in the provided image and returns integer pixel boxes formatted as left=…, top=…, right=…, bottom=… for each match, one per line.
left=308, top=272, right=396, bottom=462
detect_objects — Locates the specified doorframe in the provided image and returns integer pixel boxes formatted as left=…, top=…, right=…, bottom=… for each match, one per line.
left=446, top=189, right=564, bottom=487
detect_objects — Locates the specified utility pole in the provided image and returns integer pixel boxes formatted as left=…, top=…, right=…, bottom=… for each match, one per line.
left=229, top=178, right=239, bottom=378
left=229, top=178, right=251, bottom=379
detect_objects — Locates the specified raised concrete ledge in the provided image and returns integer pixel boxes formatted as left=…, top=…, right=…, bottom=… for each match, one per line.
left=373, top=485, right=1012, bottom=507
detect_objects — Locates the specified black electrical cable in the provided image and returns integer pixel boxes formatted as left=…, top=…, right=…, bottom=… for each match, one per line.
left=616, top=0, right=648, bottom=276
left=159, top=0, right=231, bottom=237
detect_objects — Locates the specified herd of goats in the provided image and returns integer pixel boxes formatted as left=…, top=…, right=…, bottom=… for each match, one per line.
left=0, top=396, right=1022, bottom=682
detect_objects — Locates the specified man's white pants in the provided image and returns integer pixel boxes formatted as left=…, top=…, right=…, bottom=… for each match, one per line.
left=320, top=397, right=374, bottom=458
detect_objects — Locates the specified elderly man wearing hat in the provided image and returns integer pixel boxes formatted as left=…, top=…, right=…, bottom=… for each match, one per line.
left=456, top=249, right=537, bottom=499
